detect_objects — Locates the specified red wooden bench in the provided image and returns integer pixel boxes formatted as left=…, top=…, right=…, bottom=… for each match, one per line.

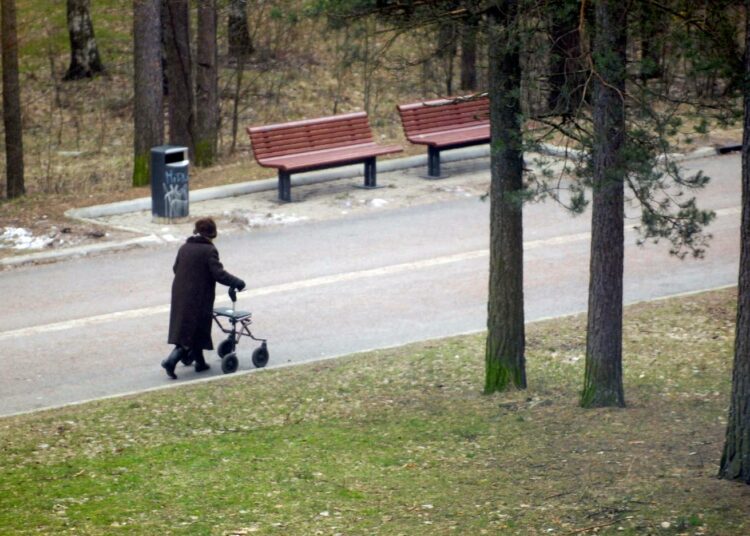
left=397, top=95, right=489, bottom=178
left=247, top=112, right=402, bottom=202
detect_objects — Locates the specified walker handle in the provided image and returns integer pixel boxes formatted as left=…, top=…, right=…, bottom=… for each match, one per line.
left=229, top=287, right=237, bottom=303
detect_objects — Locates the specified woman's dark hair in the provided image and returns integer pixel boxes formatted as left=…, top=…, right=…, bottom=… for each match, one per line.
left=194, top=217, right=217, bottom=239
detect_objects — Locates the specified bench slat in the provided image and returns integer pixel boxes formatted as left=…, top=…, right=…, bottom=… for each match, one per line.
left=251, top=121, right=373, bottom=141
left=407, top=125, right=490, bottom=146
left=258, top=143, right=402, bottom=171
left=251, top=127, right=374, bottom=152
left=252, top=137, right=376, bottom=159
left=399, top=102, right=487, bottom=120
left=401, top=118, right=487, bottom=135
left=249, top=111, right=369, bottom=131
left=398, top=97, right=489, bottom=139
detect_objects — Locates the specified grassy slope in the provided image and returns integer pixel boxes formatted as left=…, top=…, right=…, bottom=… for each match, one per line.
left=1, top=288, right=749, bottom=535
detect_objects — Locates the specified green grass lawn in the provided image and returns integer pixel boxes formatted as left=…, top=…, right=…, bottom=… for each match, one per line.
left=2, top=288, right=749, bottom=535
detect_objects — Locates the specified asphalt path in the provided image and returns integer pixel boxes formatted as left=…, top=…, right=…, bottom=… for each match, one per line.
left=0, top=153, right=742, bottom=417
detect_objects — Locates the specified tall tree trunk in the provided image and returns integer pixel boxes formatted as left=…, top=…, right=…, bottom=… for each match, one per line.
left=132, top=0, right=164, bottom=187
left=164, top=0, right=195, bottom=157
left=1, top=0, right=24, bottom=198
left=437, top=18, right=457, bottom=95
left=228, top=0, right=254, bottom=58
left=195, top=0, right=218, bottom=166
left=547, top=0, right=585, bottom=116
left=719, top=0, right=750, bottom=485
left=638, top=1, right=662, bottom=81
left=484, top=1, right=526, bottom=394
left=63, top=0, right=104, bottom=80
left=133, top=0, right=164, bottom=186
left=460, top=14, right=478, bottom=91
left=580, top=0, right=627, bottom=408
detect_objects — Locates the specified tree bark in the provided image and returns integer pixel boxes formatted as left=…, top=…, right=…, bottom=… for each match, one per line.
left=638, top=1, right=662, bottom=81
left=164, top=0, right=195, bottom=157
left=719, top=0, right=750, bottom=485
left=63, top=0, right=104, bottom=80
left=580, top=0, right=627, bottom=408
left=437, top=17, right=457, bottom=95
left=1, top=0, right=24, bottom=198
left=460, top=14, right=478, bottom=91
left=547, top=0, right=586, bottom=115
left=228, top=0, right=254, bottom=59
left=132, top=0, right=164, bottom=187
left=195, top=0, right=218, bottom=166
left=484, top=1, right=526, bottom=394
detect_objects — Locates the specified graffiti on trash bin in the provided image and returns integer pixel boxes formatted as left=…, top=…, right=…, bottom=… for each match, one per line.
left=162, top=167, right=188, bottom=219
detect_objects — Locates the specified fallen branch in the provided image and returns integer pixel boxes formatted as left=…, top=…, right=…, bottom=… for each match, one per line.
left=563, top=519, right=620, bottom=535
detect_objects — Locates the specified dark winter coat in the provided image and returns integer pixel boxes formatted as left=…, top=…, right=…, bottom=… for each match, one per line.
left=168, top=235, right=244, bottom=350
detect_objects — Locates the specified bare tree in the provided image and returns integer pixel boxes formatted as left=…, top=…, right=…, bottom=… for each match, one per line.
left=228, top=0, right=254, bottom=58
left=580, top=0, right=627, bottom=408
left=2, top=0, right=24, bottom=198
left=63, top=0, right=104, bottom=80
left=719, top=0, right=750, bottom=485
left=484, top=0, right=526, bottom=393
left=132, top=0, right=163, bottom=187
left=164, top=0, right=195, bottom=156
left=195, top=0, right=218, bottom=166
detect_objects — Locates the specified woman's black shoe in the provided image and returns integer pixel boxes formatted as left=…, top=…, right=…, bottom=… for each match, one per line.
left=161, top=347, right=184, bottom=379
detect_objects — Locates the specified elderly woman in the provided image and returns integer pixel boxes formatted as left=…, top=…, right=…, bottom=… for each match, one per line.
left=161, top=218, right=245, bottom=379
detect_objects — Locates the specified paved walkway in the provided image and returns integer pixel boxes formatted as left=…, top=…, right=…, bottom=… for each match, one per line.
left=1, top=142, right=725, bottom=269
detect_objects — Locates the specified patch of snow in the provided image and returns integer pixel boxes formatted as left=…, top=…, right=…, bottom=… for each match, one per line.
left=1, top=227, right=54, bottom=250
left=368, top=198, right=388, bottom=208
left=246, top=212, right=307, bottom=227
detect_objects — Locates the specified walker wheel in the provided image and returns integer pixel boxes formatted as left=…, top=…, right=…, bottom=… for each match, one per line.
left=221, top=352, right=239, bottom=374
left=217, top=337, right=236, bottom=358
left=252, top=344, right=269, bottom=368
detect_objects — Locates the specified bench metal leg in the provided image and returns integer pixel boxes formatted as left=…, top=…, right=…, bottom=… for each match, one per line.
left=427, top=146, right=441, bottom=178
left=363, top=158, right=377, bottom=188
left=278, top=170, right=291, bottom=202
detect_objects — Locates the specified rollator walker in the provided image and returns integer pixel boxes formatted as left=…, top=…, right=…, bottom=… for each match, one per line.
left=210, top=287, right=269, bottom=374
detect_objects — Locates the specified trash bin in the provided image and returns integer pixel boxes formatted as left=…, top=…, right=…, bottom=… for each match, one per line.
left=151, top=145, right=189, bottom=222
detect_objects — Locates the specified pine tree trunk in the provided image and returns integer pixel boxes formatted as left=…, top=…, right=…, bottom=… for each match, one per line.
left=638, top=1, right=662, bottom=81
left=719, top=0, right=750, bottom=484
left=580, top=0, right=627, bottom=408
left=484, top=1, right=526, bottom=394
left=63, top=0, right=104, bottom=80
left=228, top=0, right=254, bottom=59
left=132, top=0, right=164, bottom=187
left=164, top=0, right=195, bottom=157
left=437, top=19, right=457, bottom=95
left=1, top=0, right=24, bottom=199
left=195, top=0, right=218, bottom=167
left=460, top=15, right=478, bottom=92
left=547, top=0, right=585, bottom=115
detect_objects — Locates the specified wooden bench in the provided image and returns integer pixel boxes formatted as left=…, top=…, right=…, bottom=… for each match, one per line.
left=247, top=112, right=403, bottom=202
left=397, top=95, right=489, bottom=178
